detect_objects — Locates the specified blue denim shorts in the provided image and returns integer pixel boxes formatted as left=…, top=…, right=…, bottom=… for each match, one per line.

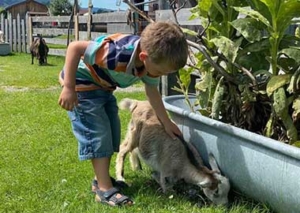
left=67, top=89, right=120, bottom=161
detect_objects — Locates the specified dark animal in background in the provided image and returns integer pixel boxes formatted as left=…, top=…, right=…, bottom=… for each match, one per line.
left=30, top=35, right=49, bottom=65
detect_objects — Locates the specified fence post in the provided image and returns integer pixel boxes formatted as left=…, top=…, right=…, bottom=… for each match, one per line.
left=0, top=14, right=4, bottom=31
left=13, top=18, right=17, bottom=52
left=87, top=1, right=92, bottom=40
left=74, top=14, right=79, bottom=41
left=27, top=15, right=33, bottom=49
left=9, top=13, right=12, bottom=51
left=17, top=14, right=21, bottom=52
left=22, top=19, right=26, bottom=52
left=5, top=18, right=8, bottom=43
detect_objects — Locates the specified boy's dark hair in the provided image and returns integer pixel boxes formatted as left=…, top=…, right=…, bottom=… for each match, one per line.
left=140, top=21, right=188, bottom=70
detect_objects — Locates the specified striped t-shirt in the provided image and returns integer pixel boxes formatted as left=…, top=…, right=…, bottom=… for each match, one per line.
left=59, top=33, right=160, bottom=91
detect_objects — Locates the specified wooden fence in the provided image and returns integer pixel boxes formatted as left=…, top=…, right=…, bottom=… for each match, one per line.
left=0, top=11, right=139, bottom=55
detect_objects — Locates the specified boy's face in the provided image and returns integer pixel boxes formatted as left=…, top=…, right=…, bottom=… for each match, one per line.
left=139, top=52, right=177, bottom=77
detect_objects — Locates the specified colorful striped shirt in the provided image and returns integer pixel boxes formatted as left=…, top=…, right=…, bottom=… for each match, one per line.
left=59, top=33, right=160, bottom=91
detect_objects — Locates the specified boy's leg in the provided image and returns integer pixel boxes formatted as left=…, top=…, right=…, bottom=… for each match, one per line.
left=92, top=157, right=113, bottom=191
left=92, top=157, right=133, bottom=205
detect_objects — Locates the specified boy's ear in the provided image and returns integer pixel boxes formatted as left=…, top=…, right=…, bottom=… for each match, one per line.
left=139, top=51, right=148, bottom=61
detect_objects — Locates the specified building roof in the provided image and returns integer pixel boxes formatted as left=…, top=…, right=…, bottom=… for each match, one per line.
left=5, top=0, right=47, bottom=10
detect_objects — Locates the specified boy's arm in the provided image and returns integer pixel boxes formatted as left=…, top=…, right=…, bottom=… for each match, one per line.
left=58, top=40, right=91, bottom=111
left=145, top=84, right=182, bottom=139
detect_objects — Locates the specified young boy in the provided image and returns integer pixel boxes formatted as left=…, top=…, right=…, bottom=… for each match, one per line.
left=58, top=21, right=188, bottom=206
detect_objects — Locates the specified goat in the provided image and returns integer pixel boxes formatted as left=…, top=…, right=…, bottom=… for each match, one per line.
left=30, top=35, right=49, bottom=65
left=116, top=98, right=230, bottom=205
left=0, top=30, right=4, bottom=43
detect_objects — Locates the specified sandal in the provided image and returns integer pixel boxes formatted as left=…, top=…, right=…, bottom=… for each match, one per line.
left=91, top=177, right=129, bottom=193
left=95, top=187, right=134, bottom=206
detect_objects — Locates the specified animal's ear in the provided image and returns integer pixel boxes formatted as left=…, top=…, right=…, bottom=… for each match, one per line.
left=208, top=154, right=221, bottom=174
left=199, top=179, right=212, bottom=188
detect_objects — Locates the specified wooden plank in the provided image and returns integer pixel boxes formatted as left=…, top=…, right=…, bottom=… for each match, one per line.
left=17, top=14, right=21, bottom=52
left=91, top=12, right=128, bottom=23
left=32, top=16, right=70, bottom=23
left=21, top=19, right=26, bottom=52
left=44, top=38, right=68, bottom=45
left=28, top=16, right=33, bottom=47
left=9, top=15, right=12, bottom=51
left=107, top=23, right=134, bottom=34
left=155, top=8, right=201, bottom=25
left=0, top=14, right=4, bottom=31
left=5, top=19, right=8, bottom=44
left=13, top=19, right=17, bottom=51
left=48, top=48, right=66, bottom=56
left=33, top=28, right=71, bottom=36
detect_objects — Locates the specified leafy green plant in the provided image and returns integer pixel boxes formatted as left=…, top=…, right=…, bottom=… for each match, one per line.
left=175, top=0, right=300, bottom=145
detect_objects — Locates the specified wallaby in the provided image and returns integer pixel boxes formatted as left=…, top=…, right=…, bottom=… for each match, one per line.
left=116, top=98, right=230, bottom=205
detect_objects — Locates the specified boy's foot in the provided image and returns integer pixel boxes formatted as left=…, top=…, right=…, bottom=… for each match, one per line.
left=91, top=177, right=129, bottom=193
left=95, top=187, right=134, bottom=206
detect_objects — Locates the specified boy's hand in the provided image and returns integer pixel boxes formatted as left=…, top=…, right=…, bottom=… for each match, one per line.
left=163, top=120, right=182, bottom=140
left=58, top=87, right=78, bottom=111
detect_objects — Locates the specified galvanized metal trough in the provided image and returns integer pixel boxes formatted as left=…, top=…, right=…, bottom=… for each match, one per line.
left=163, top=95, right=300, bottom=213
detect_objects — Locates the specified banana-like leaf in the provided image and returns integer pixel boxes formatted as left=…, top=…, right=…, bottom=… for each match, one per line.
left=292, top=98, right=300, bottom=120
left=195, top=71, right=214, bottom=109
left=280, top=48, right=300, bottom=65
left=181, top=27, right=198, bottom=36
left=230, top=18, right=262, bottom=42
left=266, top=74, right=291, bottom=96
left=273, top=87, right=298, bottom=143
left=273, top=88, right=287, bottom=116
left=237, top=52, right=270, bottom=71
left=240, top=38, right=270, bottom=54
left=264, top=113, right=274, bottom=138
left=287, top=68, right=300, bottom=93
left=210, top=36, right=241, bottom=62
left=195, top=73, right=211, bottom=92
left=211, top=77, right=225, bottom=119
left=277, top=1, right=300, bottom=33
left=179, top=68, right=193, bottom=89
left=233, top=6, right=271, bottom=29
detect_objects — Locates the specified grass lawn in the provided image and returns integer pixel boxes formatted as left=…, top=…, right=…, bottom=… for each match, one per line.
left=0, top=53, right=271, bottom=213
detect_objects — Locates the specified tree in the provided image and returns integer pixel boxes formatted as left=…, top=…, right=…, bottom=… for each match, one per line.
left=49, top=0, right=73, bottom=16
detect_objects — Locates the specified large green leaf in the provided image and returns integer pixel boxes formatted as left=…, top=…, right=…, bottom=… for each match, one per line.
left=266, top=74, right=291, bottom=96
left=210, top=36, right=241, bottom=62
left=258, top=0, right=277, bottom=16
left=181, top=27, right=198, bottom=36
left=280, top=48, right=300, bottom=65
left=230, top=18, right=262, bottom=42
left=233, top=6, right=271, bottom=29
left=240, top=38, right=270, bottom=54
left=277, top=1, right=300, bottom=33
left=292, top=98, right=300, bottom=120
left=179, top=68, right=193, bottom=89
left=236, top=52, right=270, bottom=71
left=273, top=87, right=298, bottom=143
left=195, top=71, right=212, bottom=92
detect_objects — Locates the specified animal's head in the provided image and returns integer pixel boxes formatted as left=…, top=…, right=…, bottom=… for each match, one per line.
left=32, top=36, right=47, bottom=65
left=198, top=154, right=230, bottom=205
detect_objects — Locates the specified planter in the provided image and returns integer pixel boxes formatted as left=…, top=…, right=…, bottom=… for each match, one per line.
left=0, top=43, right=11, bottom=55
left=163, top=95, right=300, bottom=213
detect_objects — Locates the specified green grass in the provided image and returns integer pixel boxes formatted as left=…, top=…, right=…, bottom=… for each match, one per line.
left=0, top=53, right=272, bottom=213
